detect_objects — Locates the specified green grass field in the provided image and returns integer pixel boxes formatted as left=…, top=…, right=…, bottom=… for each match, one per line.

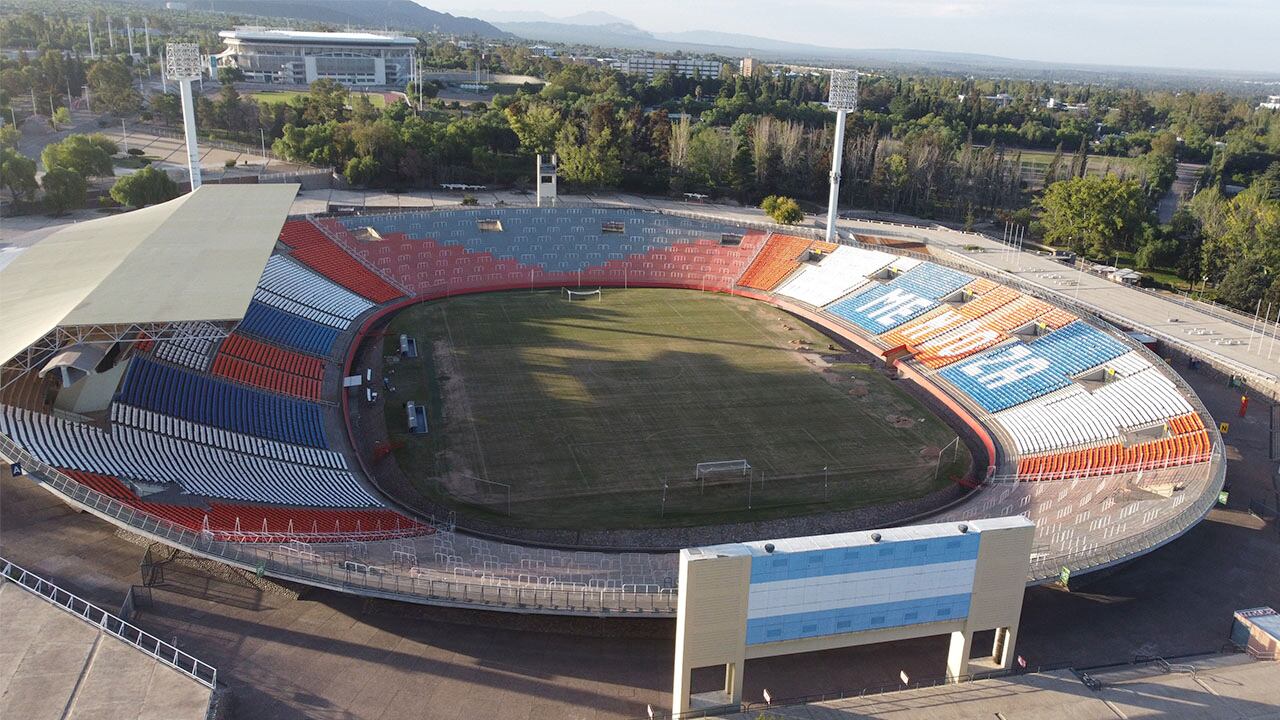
left=381, top=289, right=969, bottom=529
left=247, top=90, right=387, bottom=108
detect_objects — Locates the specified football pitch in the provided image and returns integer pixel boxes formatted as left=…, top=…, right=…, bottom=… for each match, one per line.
left=381, top=289, right=969, bottom=529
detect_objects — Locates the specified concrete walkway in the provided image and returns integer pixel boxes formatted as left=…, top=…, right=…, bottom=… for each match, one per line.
left=0, top=580, right=211, bottom=720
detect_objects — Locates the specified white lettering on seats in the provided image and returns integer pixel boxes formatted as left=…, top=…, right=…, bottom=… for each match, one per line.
left=900, top=309, right=962, bottom=341
left=957, top=345, right=1050, bottom=389
left=929, top=329, right=1001, bottom=357
left=856, top=288, right=935, bottom=326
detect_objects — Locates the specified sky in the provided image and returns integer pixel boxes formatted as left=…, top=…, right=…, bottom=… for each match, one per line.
left=428, top=0, right=1280, bottom=74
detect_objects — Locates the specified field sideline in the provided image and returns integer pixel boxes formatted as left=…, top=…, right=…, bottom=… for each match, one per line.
left=381, top=289, right=969, bottom=529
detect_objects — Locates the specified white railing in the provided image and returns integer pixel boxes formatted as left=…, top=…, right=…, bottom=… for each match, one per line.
left=0, top=557, right=217, bottom=689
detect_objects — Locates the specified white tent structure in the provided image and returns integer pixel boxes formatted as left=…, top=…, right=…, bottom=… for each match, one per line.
left=0, top=184, right=299, bottom=384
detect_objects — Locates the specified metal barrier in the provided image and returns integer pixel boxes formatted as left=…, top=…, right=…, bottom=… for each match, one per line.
left=0, top=556, right=217, bottom=689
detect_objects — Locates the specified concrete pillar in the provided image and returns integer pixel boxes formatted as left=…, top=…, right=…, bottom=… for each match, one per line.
left=946, top=630, right=973, bottom=682
left=992, top=626, right=1017, bottom=669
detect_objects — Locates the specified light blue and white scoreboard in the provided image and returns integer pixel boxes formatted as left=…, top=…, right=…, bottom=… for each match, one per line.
left=672, top=516, right=1035, bottom=715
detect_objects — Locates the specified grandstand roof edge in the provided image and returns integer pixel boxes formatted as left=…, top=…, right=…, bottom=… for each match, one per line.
left=0, top=184, right=299, bottom=367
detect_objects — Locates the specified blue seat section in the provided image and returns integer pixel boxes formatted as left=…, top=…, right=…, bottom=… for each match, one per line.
left=891, top=264, right=974, bottom=299
left=117, top=357, right=329, bottom=448
left=826, top=263, right=973, bottom=333
left=237, top=302, right=339, bottom=356
left=339, top=208, right=741, bottom=275
left=939, top=321, right=1130, bottom=413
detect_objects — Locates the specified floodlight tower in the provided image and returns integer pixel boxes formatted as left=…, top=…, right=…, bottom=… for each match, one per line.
left=824, top=69, right=859, bottom=243
left=165, top=43, right=203, bottom=191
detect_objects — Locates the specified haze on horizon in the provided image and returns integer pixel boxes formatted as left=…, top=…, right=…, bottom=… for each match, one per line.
left=427, top=0, right=1280, bottom=75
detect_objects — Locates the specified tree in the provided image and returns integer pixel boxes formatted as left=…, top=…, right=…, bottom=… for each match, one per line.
left=729, top=133, right=756, bottom=202
left=0, top=146, right=38, bottom=199
left=217, top=66, right=245, bottom=85
left=50, top=106, right=71, bottom=129
left=41, top=166, right=86, bottom=214
left=41, top=134, right=116, bottom=177
left=87, top=59, right=140, bottom=116
left=760, top=195, right=803, bottom=224
left=505, top=102, right=561, bottom=156
left=1036, top=175, right=1150, bottom=257
left=110, top=166, right=179, bottom=208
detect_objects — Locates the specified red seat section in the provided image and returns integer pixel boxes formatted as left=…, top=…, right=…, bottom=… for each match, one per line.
left=59, top=469, right=432, bottom=542
left=277, top=220, right=403, bottom=303
left=1016, top=413, right=1210, bottom=479
left=211, top=333, right=325, bottom=400
left=738, top=234, right=825, bottom=291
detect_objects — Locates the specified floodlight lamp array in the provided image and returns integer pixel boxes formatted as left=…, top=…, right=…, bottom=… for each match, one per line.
left=165, top=43, right=202, bottom=81
left=828, top=69, right=859, bottom=111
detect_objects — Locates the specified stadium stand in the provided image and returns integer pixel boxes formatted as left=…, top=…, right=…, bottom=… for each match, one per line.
left=912, top=297, right=1077, bottom=369
left=237, top=302, right=340, bottom=357
left=1016, top=412, right=1210, bottom=478
left=254, top=255, right=375, bottom=327
left=774, top=246, right=897, bottom=307
left=939, top=321, right=1131, bottom=413
left=316, top=209, right=770, bottom=295
left=737, top=234, right=830, bottom=291
left=0, top=404, right=375, bottom=506
left=827, top=262, right=975, bottom=333
left=276, top=219, right=404, bottom=303
left=211, top=333, right=325, bottom=400
left=59, top=469, right=428, bottom=541
left=115, top=356, right=329, bottom=448
left=149, top=321, right=222, bottom=372
left=993, top=352, right=1195, bottom=455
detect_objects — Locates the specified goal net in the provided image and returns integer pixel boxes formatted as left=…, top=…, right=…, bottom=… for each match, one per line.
left=563, top=287, right=603, bottom=302
left=696, top=459, right=751, bottom=480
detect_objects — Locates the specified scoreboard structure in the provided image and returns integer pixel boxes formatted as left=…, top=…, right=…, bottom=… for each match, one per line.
left=672, top=516, right=1034, bottom=715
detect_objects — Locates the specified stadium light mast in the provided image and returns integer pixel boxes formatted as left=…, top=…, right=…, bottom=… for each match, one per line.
left=824, top=69, right=859, bottom=243
left=166, top=43, right=203, bottom=191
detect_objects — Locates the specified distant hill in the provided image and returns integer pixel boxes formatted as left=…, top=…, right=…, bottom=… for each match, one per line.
left=167, top=0, right=508, bottom=37
left=490, top=18, right=1276, bottom=85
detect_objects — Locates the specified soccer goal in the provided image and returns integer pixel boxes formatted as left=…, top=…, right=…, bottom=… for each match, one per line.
left=563, top=287, right=603, bottom=302
left=696, top=459, right=751, bottom=480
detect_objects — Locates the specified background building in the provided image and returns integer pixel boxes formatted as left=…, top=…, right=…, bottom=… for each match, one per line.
left=215, top=28, right=418, bottom=87
left=616, top=56, right=722, bottom=80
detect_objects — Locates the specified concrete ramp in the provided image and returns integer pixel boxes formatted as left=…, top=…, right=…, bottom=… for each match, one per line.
left=0, top=575, right=212, bottom=720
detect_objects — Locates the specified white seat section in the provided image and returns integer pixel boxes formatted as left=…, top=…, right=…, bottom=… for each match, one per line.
left=992, top=352, right=1194, bottom=455
left=887, top=256, right=922, bottom=273
left=0, top=405, right=381, bottom=508
left=251, top=287, right=351, bottom=329
left=256, top=255, right=375, bottom=324
left=774, top=246, right=897, bottom=307
left=109, top=404, right=347, bottom=470
left=151, top=321, right=221, bottom=371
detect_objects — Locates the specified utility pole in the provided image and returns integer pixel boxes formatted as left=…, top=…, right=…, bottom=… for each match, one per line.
left=143, top=17, right=151, bottom=57
left=127, top=18, right=135, bottom=57
left=107, top=17, right=115, bottom=50
left=87, top=18, right=95, bottom=59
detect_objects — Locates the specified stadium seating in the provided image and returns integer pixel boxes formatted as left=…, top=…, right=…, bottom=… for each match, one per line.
left=277, top=220, right=404, bottom=303
left=880, top=285, right=1020, bottom=349
left=254, top=255, right=375, bottom=328
left=994, top=352, right=1195, bottom=455
left=913, top=298, right=1077, bottom=369
left=938, top=321, right=1130, bottom=413
left=237, top=302, right=340, bottom=357
left=0, top=404, right=373, bottom=506
left=737, top=234, right=827, bottom=291
left=827, top=262, right=975, bottom=333
left=211, top=333, right=324, bottom=400
left=60, top=469, right=429, bottom=541
left=148, top=322, right=221, bottom=372
left=1016, top=412, right=1210, bottom=479
left=774, top=246, right=897, bottom=307
left=116, top=356, right=329, bottom=448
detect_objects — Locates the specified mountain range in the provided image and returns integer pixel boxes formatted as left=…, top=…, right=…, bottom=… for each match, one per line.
left=160, top=0, right=508, bottom=37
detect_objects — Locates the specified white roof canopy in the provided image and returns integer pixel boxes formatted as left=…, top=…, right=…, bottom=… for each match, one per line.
left=0, top=184, right=299, bottom=366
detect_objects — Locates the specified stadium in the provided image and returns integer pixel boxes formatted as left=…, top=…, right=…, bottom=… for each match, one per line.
left=0, top=184, right=1256, bottom=718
